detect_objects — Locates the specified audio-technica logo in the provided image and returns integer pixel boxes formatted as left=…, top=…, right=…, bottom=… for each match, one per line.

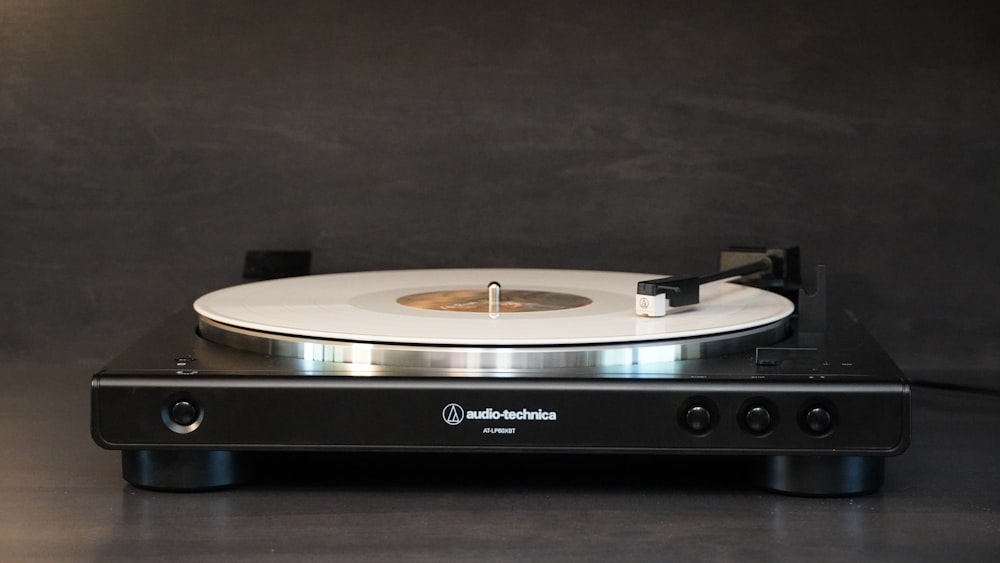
left=441, top=403, right=557, bottom=425
left=442, top=403, right=465, bottom=425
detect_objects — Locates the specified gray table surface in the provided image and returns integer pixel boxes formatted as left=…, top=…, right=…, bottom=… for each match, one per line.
left=2, top=360, right=998, bottom=561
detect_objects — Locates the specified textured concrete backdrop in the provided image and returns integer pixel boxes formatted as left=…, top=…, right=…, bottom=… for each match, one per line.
left=2, top=1, right=998, bottom=377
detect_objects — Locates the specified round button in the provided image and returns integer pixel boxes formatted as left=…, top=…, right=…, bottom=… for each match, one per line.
left=169, top=400, right=200, bottom=427
left=805, top=407, right=833, bottom=434
left=685, top=405, right=712, bottom=433
left=745, top=406, right=772, bottom=434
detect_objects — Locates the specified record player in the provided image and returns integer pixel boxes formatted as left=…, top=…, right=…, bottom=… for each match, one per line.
left=90, top=247, right=909, bottom=496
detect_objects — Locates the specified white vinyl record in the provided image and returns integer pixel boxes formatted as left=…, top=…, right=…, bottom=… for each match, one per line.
left=193, top=269, right=794, bottom=346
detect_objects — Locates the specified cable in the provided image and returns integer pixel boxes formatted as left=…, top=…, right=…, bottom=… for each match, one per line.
left=908, top=378, right=1000, bottom=398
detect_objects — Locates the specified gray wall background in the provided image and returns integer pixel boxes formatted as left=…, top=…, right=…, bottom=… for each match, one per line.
left=3, top=1, right=998, bottom=378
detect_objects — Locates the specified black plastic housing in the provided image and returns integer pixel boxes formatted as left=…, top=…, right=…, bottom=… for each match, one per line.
left=91, top=306, right=909, bottom=496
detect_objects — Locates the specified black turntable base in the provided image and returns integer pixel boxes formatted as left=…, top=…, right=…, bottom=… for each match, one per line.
left=91, top=249, right=909, bottom=496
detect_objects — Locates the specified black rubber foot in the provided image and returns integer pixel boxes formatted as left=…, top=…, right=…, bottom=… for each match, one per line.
left=122, top=450, right=249, bottom=491
left=754, top=455, right=885, bottom=496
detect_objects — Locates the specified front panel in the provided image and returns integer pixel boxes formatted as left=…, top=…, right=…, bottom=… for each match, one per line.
left=93, top=376, right=909, bottom=455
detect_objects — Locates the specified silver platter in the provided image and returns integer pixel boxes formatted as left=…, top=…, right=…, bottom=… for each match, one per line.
left=197, top=315, right=790, bottom=371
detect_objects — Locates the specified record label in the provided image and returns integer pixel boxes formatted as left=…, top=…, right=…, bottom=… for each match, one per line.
left=396, top=289, right=592, bottom=313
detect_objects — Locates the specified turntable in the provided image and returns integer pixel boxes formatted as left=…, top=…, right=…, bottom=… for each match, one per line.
left=90, top=247, right=909, bottom=496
